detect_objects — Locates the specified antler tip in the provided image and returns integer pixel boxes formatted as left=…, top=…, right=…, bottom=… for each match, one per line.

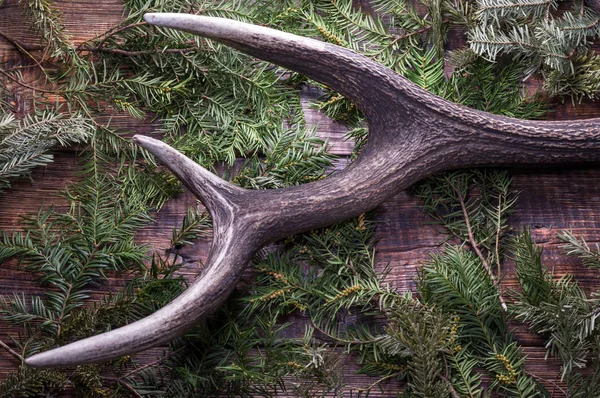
left=24, top=352, right=54, bottom=368
left=143, top=12, right=207, bottom=31
left=131, top=133, right=147, bottom=145
left=143, top=12, right=161, bottom=24
left=132, top=134, right=162, bottom=152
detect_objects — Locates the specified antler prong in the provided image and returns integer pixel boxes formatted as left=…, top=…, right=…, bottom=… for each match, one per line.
left=132, top=135, right=244, bottom=217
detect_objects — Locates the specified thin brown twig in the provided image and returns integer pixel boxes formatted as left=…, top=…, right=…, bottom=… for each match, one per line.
left=3, top=27, right=58, bottom=74
left=116, top=379, right=143, bottom=398
left=94, top=21, right=148, bottom=50
left=437, top=372, right=461, bottom=398
left=0, top=339, right=24, bottom=362
left=0, top=68, right=57, bottom=94
left=526, top=370, right=567, bottom=397
left=122, top=346, right=186, bottom=379
left=0, top=30, right=55, bottom=78
left=80, top=46, right=200, bottom=57
left=351, top=372, right=402, bottom=393
left=453, top=185, right=508, bottom=311
left=102, top=347, right=186, bottom=397
left=310, top=320, right=378, bottom=345
left=397, top=19, right=451, bottom=42
left=3, top=62, right=52, bottom=73
left=0, top=31, right=47, bottom=73
left=0, top=31, right=44, bottom=52
left=371, top=21, right=450, bottom=58
left=495, top=192, right=502, bottom=276
left=394, top=25, right=432, bottom=42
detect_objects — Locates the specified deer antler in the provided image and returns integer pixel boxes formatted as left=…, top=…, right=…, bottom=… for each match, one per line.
left=25, top=13, right=600, bottom=368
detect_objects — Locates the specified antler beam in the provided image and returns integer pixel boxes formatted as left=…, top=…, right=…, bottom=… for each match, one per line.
left=25, top=13, right=600, bottom=368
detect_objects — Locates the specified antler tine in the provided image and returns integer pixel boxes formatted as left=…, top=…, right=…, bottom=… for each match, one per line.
left=24, top=226, right=257, bottom=367
left=142, top=13, right=600, bottom=157
left=132, top=135, right=245, bottom=217
left=25, top=136, right=263, bottom=368
left=142, top=13, right=404, bottom=125
left=25, top=14, right=600, bottom=368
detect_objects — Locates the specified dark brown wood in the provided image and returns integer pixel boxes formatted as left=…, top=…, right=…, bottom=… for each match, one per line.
left=2, top=1, right=600, bottom=394
left=24, top=13, right=600, bottom=370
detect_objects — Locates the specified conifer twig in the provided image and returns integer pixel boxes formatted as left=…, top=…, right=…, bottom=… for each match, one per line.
left=79, top=46, right=200, bottom=57
left=453, top=185, right=508, bottom=311
left=0, top=27, right=197, bottom=60
left=525, top=370, right=567, bottom=396
left=495, top=192, right=502, bottom=276
left=55, top=283, right=72, bottom=338
left=478, top=0, right=552, bottom=11
left=121, top=346, right=185, bottom=379
left=352, top=372, right=402, bottom=393
left=93, top=21, right=148, bottom=50
left=0, top=339, right=23, bottom=362
left=115, top=379, right=143, bottom=398
left=437, top=372, right=461, bottom=398
left=371, top=21, right=449, bottom=58
left=0, top=68, right=56, bottom=94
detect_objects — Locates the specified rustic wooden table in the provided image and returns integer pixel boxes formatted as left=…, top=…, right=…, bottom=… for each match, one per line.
left=2, top=0, right=600, bottom=396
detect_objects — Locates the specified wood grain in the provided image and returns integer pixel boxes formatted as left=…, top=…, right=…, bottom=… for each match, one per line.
left=1, top=0, right=600, bottom=395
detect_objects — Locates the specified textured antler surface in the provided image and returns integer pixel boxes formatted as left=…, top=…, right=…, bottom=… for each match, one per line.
left=25, top=13, right=600, bottom=368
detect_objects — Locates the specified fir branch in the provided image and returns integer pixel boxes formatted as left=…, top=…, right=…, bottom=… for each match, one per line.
left=80, top=44, right=201, bottom=57
left=0, top=110, right=93, bottom=192
left=469, top=24, right=540, bottom=61
left=386, top=302, right=454, bottom=397
left=0, top=367, right=67, bottom=397
left=511, top=229, right=600, bottom=382
left=446, top=349, right=483, bottom=397
left=476, top=0, right=557, bottom=26
left=19, top=0, right=75, bottom=59
left=452, top=180, right=508, bottom=311
left=170, top=206, right=212, bottom=249
left=558, top=230, right=600, bottom=269
left=0, top=338, right=23, bottom=362
left=398, top=47, right=446, bottom=93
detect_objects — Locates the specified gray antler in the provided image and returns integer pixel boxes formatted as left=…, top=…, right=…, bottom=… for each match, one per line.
left=25, top=13, right=600, bottom=368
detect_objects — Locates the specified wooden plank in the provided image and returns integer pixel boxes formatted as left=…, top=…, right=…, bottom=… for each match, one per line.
left=2, top=0, right=600, bottom=395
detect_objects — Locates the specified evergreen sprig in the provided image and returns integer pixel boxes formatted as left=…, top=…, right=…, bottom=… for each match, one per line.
left=467, top=0, right=600, bottom=99
left=0, top=110, right=93, bottom=192
left=558, top=229, right=600, bottom=269
left=511, top=229, right=600, bottom=394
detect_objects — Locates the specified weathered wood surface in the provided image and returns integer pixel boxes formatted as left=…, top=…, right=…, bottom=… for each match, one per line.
left=1, top=0, right=600, bottom=395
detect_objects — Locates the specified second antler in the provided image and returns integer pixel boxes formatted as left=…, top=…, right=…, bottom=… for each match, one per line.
left=25, top=13, right=600, bottom=368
